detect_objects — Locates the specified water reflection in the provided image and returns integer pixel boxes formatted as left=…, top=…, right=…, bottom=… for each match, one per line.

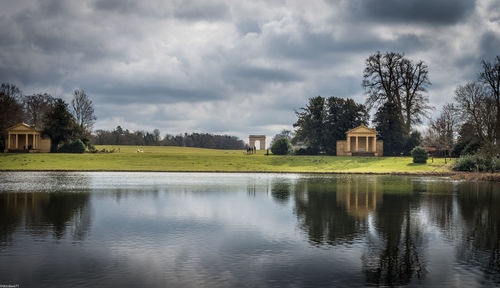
left=0, top=172, right=499, bottom=287
left=456, top=182, right=500, bottom=282
left=293, top=178, right=368, bottom=246
left=0, top=192, right=91, bottom=243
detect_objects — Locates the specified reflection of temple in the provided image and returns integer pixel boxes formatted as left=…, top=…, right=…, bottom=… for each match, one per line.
left=336, top=181, right=382, bottom=219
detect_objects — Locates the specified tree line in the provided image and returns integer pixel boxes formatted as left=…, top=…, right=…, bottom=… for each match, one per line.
left=91, top=127, right=246, bottom=149
left=0, top=83, right=96, bottom=152
left=423, top=56, right=500, bottom=158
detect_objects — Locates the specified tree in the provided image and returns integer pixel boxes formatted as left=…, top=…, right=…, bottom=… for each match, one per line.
left=24, top=93, right=55, bottom=127
left=403, top=131, right=421, bottom=155
left=423, top=103, right=460, bottom=154
left=271, top=129, right=294, bottom=147
left=323, top=96, right=369, bottom=155
left=374, top=102, right=405, bottom=156
left=362, top=51, right=431, bottom=134
left=153, top=129, right=161, bottom=145
left=479, top=56, right=500, bottom=147
left=42, top=98, right=78, bottom=152
left=271, top=138, right=291, bottom=155
left=293, top=96, right=326, bottom=153
left=454, top=81, right=496, bottom=144
left=0, top=83, right=22, bottom=100
left=71, top=89, right=96, bottom=133
left=0, top=87, right=24, bottom=151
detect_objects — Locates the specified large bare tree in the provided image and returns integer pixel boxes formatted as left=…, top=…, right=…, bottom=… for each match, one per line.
left=24, top=93, right=55, bottom=127
left=363, top=52, right=431, bottom=134
left=454, top=81, right=496, bottom=144
left=479, top=56, right=500, bottom=146
left=71, top=89, right=96, bottom=132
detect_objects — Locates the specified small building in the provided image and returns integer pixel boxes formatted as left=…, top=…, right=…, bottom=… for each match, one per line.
left=4, top=123, right=51, bottom=152
left=336, top=125, right=383, bottom=156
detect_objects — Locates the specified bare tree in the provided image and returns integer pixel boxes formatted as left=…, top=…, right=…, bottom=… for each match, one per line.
left=71, top=89, right=96, bottom=132
left=398, top=58, right=432, bottom=131
left=24, top=93, right=55, bottom=127
left=479, top=56, right=500, bottom=146
left=362, top=52, right=431, bottom=133
left=455, top=81, right=496, bottom=143
left=0, top=83, right=22, bottom=100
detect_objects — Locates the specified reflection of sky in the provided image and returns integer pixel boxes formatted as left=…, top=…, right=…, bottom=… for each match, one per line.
left=0, top=172, right=499, bottom=287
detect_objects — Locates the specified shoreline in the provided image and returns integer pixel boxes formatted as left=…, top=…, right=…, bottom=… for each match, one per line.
left=1, top=169, right=498, bottom=181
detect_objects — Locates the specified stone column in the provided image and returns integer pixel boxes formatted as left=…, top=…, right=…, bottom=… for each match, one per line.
left=7, top=134, right=11, bottom=149
left=355, top=136, right=358, bottom=152
left=260, top=139, right=265, bottom=150
left=365, top=136, right=369, bottom=152
left=15, top=134, right=18, bottom=149
left=372, top=136, right=376, bottom=153
left=346, top=136, right=350, bottom=152
left=34, top=133, right=36, bottom=149
left=25, top=134, right=28, bottom=149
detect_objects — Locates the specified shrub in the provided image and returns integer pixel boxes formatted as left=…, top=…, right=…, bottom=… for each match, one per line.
left=271, top=138, right=291, bottom=155
left=411, top=146, right=428, bottom=163
left=453, top=154, right=500, bottom=172
left=57, top=139, right=86, bottom=153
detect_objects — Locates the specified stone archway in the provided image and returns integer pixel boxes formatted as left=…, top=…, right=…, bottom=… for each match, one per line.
left=249, top=135, right=266, bottom=150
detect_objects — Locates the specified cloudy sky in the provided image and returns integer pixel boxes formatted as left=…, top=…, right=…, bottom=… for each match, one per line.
left=1, top=0, right=499, bottom=141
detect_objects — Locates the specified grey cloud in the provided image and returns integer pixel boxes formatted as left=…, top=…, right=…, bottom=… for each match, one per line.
left=0, top=0, right=497, bottom=138
left=346, top=0, right=476, bottom=25
left=480, top=31, right=500, bottom=60
left=228, top=66, right=302, bottom=83
left=93, top=0, right=230, bottom=21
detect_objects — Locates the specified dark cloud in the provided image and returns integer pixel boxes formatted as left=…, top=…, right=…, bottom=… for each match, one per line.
left=347, top=0, right=476, bottom=25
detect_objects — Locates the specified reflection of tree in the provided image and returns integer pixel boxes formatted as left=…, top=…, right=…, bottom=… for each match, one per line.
left=294, top=178, right=367, bottom=246
left=362, top=180, right=426, bottom=286
left=0, top=192, right=91, bottom=243
left=424, top=181, right=455, bottom=237
left=456, top=182, right=500, bottom=281
left=270, top=180, right=291, bottom=205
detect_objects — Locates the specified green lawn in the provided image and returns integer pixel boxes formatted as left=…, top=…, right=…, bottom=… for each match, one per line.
left=0, top=145, right=453, bottom=174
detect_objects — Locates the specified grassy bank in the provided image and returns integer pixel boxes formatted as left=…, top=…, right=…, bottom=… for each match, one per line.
left=0, top=145, right=454, bottom=174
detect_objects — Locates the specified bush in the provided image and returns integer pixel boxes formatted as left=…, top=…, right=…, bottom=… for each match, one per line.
left=271, top=138, right=291, bottom=155
left=411, top=146, right=428, bottom=163
left=293, top=146, right=320, bottom=155
left=57, top=139, right=86, bottom=153
left=453, top=154, right=500, bottom=172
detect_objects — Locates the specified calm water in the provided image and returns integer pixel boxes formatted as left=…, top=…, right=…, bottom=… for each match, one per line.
left=0, top=172, right=499, bottom=287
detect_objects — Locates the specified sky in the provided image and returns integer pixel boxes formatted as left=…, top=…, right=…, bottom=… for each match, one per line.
left=1, top=0, right=499, bottom=142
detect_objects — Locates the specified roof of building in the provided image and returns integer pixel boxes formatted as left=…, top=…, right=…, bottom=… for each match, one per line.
left=345, top=124, right=377, bottom=135
left=7, top=122, right=43, bottom=132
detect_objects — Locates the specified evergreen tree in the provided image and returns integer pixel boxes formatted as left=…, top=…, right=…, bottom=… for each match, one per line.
left=374, top=102, right=405, bottom=156
left=42, top=98, right=77, bottom=152
left=293, top=96, right=326, bottom=154
left=324, top=97, right=369, bottom=155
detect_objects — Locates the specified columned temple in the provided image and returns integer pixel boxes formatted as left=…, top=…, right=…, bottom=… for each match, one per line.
left=4, top=123, right=51, bottom=152
left=336, top=125, right=383, bottom=156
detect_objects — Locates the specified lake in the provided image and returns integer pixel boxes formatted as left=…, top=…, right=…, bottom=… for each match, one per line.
left=0, top=172, right=499, bottom=287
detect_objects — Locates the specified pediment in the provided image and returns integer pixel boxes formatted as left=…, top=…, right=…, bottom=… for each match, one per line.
left=345, top=125, right=377, bottom=135
left=7, top=123, right=39, bottom=132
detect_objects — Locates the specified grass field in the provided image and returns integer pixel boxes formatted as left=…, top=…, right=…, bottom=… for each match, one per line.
left=0, top=145, right=454, bottom=174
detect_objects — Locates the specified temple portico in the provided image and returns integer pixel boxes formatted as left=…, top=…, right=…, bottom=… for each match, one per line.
left=336, top=125, right=383, bottom=156
left=4, top=123, right=51, bottom=152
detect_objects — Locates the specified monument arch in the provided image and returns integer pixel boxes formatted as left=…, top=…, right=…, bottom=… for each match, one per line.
left=249, top=135, right=266, bottom=150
